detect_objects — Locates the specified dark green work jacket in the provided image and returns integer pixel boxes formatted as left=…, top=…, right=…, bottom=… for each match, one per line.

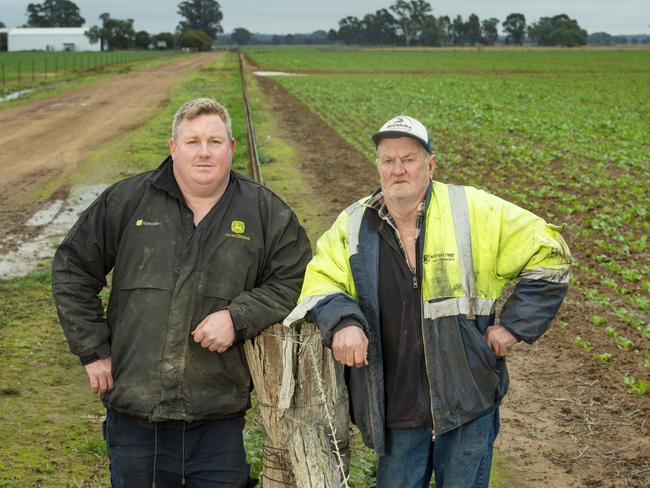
left=52, top=157, right=311, bottom=421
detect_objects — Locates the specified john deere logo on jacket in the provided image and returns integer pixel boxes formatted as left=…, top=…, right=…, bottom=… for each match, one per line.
left=225, top=220, right=251, bottom=241
left=231, top=220, right=245, bottom=234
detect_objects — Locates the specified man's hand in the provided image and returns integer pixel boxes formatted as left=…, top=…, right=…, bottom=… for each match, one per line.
left=192, top=309, right=235, bottom=353
left=332, top=325, right=369, bottom=368
left=484, top=324, right=518, bottom=358
left=84, top=357, right=113, bottom=395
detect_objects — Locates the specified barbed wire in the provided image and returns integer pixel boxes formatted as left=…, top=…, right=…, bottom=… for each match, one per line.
left=306, top=340, right=351, bottom=488
left=251, top=325, right=351, bottom=487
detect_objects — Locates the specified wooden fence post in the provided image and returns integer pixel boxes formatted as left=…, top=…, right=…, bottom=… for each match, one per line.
left=244, top=321, right=350, bottom=487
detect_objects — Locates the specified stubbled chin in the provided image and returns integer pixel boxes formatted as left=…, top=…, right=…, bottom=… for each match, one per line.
left=387, top=188, right=418, bottom=201
left=191, top=170, right=223, bottom=185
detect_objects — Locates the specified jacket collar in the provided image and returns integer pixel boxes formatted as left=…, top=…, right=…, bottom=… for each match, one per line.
left=150, top=156, right=234, bottom=203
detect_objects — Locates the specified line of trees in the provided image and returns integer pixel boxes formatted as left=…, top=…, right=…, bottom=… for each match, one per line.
left=217, top=29, right=333, bottom=46
left=328, top=1, right=588, bottom=47
left=16, top=0, right=225, bottom=51
left=588, top=32, right=650, bottom=45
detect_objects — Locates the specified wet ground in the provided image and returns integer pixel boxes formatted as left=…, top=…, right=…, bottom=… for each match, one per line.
left=0, top=184, right=106, bottom=279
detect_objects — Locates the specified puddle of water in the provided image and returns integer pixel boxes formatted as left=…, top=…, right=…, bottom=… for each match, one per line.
left=254, top=71, right=305, bottom=77
left=0, top=184, right=107, bottom=280
left=0, top=89, right=35, bottom=103
left=26, top=201, right=64, bottom=227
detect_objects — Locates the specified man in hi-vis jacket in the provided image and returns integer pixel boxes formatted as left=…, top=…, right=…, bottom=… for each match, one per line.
left=53, top=98, right=311, bottom=487
left=285, top=115, right=571, bottom=488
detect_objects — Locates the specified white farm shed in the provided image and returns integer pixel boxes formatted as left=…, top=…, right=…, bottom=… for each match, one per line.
left=8, top=28, right=100, bottom=52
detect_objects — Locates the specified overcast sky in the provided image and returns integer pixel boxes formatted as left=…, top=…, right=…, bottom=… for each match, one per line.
left=2, top=0, right=648, bottom=35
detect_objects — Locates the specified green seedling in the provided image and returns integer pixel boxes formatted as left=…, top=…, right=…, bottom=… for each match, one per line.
left=575, top=335, right=593, bottom=352
left=623, top=375, right=649, bottom=395
left=594, top=352, right=612, bottom=363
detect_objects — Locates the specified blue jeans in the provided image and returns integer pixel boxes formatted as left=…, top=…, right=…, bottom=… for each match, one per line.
left=103, top=409, right=252, bottom=487
left=377, top=408, right=500, bottom=488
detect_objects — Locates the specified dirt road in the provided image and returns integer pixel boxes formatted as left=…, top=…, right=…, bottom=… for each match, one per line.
left=0, top=52, right=219, bottom=241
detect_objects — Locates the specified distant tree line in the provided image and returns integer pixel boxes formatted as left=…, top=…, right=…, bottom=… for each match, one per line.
left=14, top=0, right=223, bottom=51
left=327, top=0, right=589, bottom=47
left=217, top=29, right=332, bottom=46
left=588, top=32, right=650, bottom=45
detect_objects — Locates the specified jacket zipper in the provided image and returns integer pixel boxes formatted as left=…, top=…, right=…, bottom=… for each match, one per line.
left=396, top=218, right=437, bottom=440
left=413, top=260, right=437, bottom=440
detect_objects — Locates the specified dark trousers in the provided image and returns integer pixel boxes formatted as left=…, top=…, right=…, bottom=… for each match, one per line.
left=103, top=409, right=252, bottom=488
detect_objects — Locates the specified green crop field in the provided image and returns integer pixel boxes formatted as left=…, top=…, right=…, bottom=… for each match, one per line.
left=247, top=47, right=650, bottom=389
left=247, top=46, right=650, bottom=73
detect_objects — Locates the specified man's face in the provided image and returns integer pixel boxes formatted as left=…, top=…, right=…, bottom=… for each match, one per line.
left=377, top=136, right=435, bottom=204
left=169, top=114, right=235, bottom=193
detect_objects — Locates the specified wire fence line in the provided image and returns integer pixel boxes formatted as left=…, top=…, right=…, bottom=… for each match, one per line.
left=0, top=51, right=169, bottom=91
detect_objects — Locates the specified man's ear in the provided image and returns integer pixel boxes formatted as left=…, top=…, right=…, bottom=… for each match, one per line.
left=428, top=153, right=436, bottom=178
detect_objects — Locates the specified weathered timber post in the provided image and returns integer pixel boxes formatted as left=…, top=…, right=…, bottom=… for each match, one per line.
left=244, top=321, right=350, bottom=487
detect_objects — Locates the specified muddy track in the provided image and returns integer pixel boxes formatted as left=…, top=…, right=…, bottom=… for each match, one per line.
left=254, top=74, right=650, bottom=487
left=0, top=52, right=219, bottom=242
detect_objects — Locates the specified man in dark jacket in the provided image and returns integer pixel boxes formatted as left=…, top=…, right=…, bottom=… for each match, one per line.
left=52, top=97, right=312, bottom=487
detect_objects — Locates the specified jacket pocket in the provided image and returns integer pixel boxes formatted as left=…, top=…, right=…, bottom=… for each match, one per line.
left=459, top=316, right=499, bottom=374
left=426, top=315, right=500, bottom=420
left=198, top=278, right=239, bottom=300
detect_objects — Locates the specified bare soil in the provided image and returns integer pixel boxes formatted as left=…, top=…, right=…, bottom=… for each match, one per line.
left=0, top=53, right=219, bottom=243
left=255, top=73, right=650, bottom=488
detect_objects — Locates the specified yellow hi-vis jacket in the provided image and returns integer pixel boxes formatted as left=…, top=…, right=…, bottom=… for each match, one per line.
left=284, top=181, right=571, bottom=454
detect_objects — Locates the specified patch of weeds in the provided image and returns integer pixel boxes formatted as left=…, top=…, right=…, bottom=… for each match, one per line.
left=243, top=413, right=266, bottom=481
left=258, top=149, right=276, bottom=165
left=348, top=439, right=377, bottom=488
left=71, top=437, right=107, bottom=458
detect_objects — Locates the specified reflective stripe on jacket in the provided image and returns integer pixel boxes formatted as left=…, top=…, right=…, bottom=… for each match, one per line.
left=284, top=180, right=571, bottom=454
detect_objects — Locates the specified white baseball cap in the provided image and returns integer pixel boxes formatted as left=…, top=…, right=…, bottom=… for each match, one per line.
left=372, top=115, right=432, bottom=154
